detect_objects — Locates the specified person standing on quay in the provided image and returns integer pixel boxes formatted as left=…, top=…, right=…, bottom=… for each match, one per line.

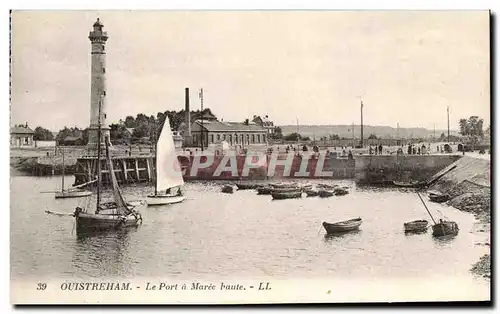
left=378, top=144, right=383, bottom=155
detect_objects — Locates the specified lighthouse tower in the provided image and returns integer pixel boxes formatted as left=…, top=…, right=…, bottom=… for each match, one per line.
left=87, top=18, right=110, bottom=151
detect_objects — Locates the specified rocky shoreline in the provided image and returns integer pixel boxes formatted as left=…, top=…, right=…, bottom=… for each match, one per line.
left=431, top=161, right=491, bottom=279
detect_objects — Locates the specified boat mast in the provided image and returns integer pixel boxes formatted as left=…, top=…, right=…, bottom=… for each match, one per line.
left=61, top=146, right=65, bottom=192
left=416, top=192, right=437, bottom=224
left=96, top=96, right=103, bottom=211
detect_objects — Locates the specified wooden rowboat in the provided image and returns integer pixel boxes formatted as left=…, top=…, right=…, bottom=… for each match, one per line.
left=271, top=190, right=302, bottom=200
left=318, top=189, right=334, bottom=198
left=432, top=220, right=459, bottom=237
left=257, top=186, right=273, bottom=195
left=404, top=219, right=429, bottom=233
left=305, top=189, right=319, bottom=197
left=322, top=218, right=362, bottom=234
left=429, top=193, right=450, bottom=203
left=236, top=182, right=260, bottom=190
left=334, top=188, right=349, bottom=196
left=393, top=181, right=425, bottom=188
left=221, top=185, right=234, bottom=194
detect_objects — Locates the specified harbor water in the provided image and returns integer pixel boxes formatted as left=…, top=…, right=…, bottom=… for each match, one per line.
left=10, top=175, right=490, bottom=299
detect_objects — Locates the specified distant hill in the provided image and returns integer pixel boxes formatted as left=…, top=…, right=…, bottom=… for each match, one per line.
left=280, top=125, right=459, bottom=139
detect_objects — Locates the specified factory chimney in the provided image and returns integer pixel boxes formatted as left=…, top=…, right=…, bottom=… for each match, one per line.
left=184, top=87, right=192, bottom=146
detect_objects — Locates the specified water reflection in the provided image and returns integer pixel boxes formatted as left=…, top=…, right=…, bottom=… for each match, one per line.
left=323, top=230, right=362, bottom=242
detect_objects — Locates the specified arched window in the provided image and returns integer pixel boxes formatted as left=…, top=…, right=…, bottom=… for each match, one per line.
left=252, top=134, right=255, bottom=143
left=235, top=134, right=238, bottom=144
left=211, top=134, right=214, bottom=143
left=257, top=134, right=260, bottom=143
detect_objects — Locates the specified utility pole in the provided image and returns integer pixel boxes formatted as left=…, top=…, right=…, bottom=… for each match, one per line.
left=433, top=123, right=436, bottom=141
left=352, top=122, right=355, bottom=148
left=296, top=117, right=299, bottom=143
left=447, top=106, right=450, bottom=142
left=199, top=88, right=204, bottom=152
left=360, top=100, right=364, bottom=148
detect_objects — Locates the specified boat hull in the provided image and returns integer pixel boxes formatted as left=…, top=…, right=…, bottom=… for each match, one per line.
left=75, top=212, right=142, bottom=232
left=221, top=186, right=234, bottom=194
left=257, top=186, right=272, bottom=195
left=429, top=194, right=450, bottom=203
left=404, top=220, right=429, bottom=233
left=271, top=190, right=302, bottom=200
left=432, top=221, right=459, bottom=237
left=318, top=189, right=334, bottom=197
left=55, top=190, right=93, bottom=199
left=305, top=189, right=319, bottom=197
left=322, top=218, right=362, bottom=234
left=146, top=195, right=186, bottom=206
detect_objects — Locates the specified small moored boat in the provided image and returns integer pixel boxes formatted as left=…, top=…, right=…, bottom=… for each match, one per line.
left=322, top=217, right=362, bottom=234
left=318, top=189, right=334, bottom=198
left=305, top=189, right=319, bottom=197
left=236, top=182, right=260, bottom=190
left=271, top=190, right=302, bottom=200
left=257, top=185, right=273, bottom=195
left=429, top=192, right=450, bottom=203
left=432, top=220, right=459, bottom=237
left=221, top=185, right=234, bottom=194
left=334, top=188, right=349, bottom=196
left=404, top=219, right=429, bottom=233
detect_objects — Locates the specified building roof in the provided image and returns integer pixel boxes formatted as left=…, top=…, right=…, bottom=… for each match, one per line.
left=10, top=125, right=34, bottom=134
left=194, top=120, right=266, bottom=132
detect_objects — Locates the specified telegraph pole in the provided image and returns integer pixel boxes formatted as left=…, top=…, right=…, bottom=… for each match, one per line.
left=360, top=100, right=364, bottom=148
left=447, top=106, right=450, bottom=142
left=199, top=88, right=204, bottom=152
left=352, top=122, right=355, bottom=148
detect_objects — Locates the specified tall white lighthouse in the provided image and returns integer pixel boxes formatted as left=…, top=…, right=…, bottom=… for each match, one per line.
left=87, top=18, right=110, bottom=150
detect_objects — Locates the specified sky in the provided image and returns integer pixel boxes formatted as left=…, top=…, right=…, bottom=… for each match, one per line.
left=10, top=10, right=490, bottom=132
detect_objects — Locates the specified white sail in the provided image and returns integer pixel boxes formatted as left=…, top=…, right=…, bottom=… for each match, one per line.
left=156, top=117, right=184, bottom=192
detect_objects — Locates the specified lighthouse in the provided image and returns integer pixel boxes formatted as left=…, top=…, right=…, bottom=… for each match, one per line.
left=87, top=18, right=110, bottom=150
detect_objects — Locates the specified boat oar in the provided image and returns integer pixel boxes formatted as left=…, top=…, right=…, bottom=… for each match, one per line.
left=40, top=191, right=58, bottom=194
left=416, top=192, right=437, bottom=225
left=45, top=210, right=74, bottom=217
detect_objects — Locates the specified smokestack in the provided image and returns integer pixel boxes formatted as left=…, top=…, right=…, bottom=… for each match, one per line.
left=185, top=87, right=191, bottom=136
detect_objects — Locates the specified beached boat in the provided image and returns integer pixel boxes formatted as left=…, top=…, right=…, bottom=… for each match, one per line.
left=432, top=220, right=459, bottom=237
left=271, top=190, right=302, bottom=200
left=221, top=185, right=234, bottom=194
left=54, top=147, right=93, bottom=199
left=318, top=189, right=334, bottom=198
left=404, top=219, right=429, bottom=233
left=429, top=192, right=450, bottom=203
left=393, top=181, right=426, bottom=188
left=322, top=218, right=362, bottom=234
left=146, top=117, right=186, bottom=206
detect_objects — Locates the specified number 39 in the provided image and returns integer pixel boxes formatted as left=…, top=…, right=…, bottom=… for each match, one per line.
left=36, top=283, right=47, bottom=290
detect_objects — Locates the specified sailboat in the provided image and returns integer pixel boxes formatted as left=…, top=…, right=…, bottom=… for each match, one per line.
left=146, top=117, right=186, bottom=206
left=72, top=98, right=143, bottom=232
left=54, top=146, right=94, bottom=199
